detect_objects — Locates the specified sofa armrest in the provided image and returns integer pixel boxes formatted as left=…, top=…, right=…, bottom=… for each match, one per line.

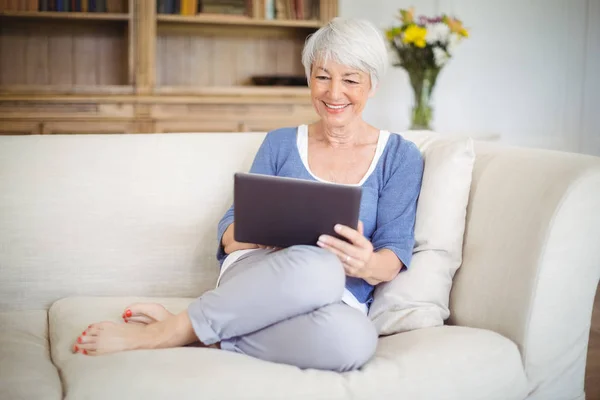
left=450, top=144, right=600, bottom=400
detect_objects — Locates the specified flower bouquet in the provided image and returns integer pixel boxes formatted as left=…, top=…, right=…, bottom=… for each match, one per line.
left=386, top=8, right=469, bottom=130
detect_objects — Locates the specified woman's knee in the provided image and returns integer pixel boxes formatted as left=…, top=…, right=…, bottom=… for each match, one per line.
left=280, top=245, right=345, bottom=300
left=328, top=306, right=378, bottom=372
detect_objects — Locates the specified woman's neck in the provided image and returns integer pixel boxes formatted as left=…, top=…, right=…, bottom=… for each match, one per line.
left=313, top=120, right=373, bottom=149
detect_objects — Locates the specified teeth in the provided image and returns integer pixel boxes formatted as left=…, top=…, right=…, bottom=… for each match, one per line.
left=325, top=103, right=348, bottom=109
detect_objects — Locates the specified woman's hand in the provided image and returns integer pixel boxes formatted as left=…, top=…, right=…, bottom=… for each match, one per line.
left=222, top=224, right=280, bottom=254
left=317, top=221, right=376, bottom=282
left=222, top=223, right=259, bottom=254
left=317, top=222, right=402, bottom=285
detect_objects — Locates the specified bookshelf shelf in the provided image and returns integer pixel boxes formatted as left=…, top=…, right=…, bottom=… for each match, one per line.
left=157, top=13, right=322, bottom=28
left=0, top=11, right=131, bottom=21
left=0, top=85, right=135, bottom=96
left=155, top=85, right=311, bottom=97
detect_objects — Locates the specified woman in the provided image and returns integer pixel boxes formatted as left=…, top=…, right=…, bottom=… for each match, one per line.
left=72, top=17, right=424, bottom=372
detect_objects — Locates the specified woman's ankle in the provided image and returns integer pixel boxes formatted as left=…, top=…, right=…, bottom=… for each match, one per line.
left=144, top=312, right=199, bottom=349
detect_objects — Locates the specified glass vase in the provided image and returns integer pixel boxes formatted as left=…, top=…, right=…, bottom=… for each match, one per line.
left=407, top=68, right=440, bottom=131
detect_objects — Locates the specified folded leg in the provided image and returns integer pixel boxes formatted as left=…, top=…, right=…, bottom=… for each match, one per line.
left=187, top=245, right=346, bottom=345
left=221, top=302, right=378, bottom=372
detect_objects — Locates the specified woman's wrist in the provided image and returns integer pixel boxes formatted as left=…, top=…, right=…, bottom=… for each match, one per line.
left=364, top=250, right=402, bottom=285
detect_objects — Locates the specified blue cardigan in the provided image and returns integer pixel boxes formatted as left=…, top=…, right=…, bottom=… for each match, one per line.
left=217, top=126, right=424, bottom=306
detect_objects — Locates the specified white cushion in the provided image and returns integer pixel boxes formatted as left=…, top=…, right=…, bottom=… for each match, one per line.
left=0, top=310, right=63, bottom=400
left=49, top=296, right=527, bottom=400
left=369, top=133, right=475, bottom=335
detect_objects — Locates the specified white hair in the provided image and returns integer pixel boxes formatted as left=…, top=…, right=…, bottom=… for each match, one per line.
left=301, top=17, right=388, bottom=91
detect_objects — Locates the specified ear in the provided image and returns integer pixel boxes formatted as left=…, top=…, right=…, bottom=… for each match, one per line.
left=368, top=82, right=379, bottom=98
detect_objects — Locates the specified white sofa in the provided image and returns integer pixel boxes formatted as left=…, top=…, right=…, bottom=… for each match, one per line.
left=1, top=131, right=599, bottom=400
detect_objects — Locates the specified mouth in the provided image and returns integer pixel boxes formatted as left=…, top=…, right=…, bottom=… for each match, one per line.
left=323, top=102, right=351, bottom=111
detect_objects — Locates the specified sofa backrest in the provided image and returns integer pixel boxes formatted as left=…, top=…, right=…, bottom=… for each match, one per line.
left=0, top=133, right=267, bottom=311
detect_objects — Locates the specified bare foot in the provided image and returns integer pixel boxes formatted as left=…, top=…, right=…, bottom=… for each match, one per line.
left=121, top=303, right=174, bottom=325
left=72, top=322, right=150, bottom=356
left=73, top=312, right=209, bottom=355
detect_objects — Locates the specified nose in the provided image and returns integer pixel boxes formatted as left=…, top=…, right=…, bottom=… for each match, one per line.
left=328, top=78, right=343, bottom=100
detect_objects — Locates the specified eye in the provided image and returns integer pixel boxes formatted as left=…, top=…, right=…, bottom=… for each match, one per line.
left=345, top=79, right=358, bottom=84
left=316, top=75, right=330, bottom=80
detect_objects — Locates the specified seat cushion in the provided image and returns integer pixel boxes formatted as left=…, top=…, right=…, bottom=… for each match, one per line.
left=0, top=310, right=63, bottom=400
left=49, top=296, right=528, bottom=400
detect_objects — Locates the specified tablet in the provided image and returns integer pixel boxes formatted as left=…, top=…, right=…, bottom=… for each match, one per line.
left=233, top=172, right=362, bottom=248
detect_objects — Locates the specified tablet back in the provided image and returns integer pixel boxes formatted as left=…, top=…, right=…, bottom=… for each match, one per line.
left=233, top=172, right=362, bottom=248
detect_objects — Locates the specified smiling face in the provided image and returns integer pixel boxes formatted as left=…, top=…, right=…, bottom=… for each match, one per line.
left=309, top=59, right=374, bottom=128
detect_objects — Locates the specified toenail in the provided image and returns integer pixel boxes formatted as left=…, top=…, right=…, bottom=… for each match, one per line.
left=125, top=309, right=132, bottom=317
left=77, top=337, right=82, bottom=343
left=88, top=325, right=92, bottom=328
left=83, top=349, right=88, bottom=355
left=82, top=331, right=86, bottom=336
left=74, top=345, right=79, bottom=352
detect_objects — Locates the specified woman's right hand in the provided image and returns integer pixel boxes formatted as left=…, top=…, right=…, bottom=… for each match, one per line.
left=222, top=224, right=280, bottom=254
left=222, top=223, right=259, bottom=254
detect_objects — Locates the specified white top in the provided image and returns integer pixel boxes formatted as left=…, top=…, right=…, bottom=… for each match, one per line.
left=217, top=125, right=391, bottom=315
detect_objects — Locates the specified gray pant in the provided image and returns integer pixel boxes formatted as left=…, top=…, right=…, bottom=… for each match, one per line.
left=187, top=245, right=378, bottom=372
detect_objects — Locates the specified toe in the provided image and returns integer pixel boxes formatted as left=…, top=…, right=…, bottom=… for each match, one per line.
left=125, top=303, right=172, bottom=322
left=125, top=315, right=154, bottom=325
left=77, top=334, right=96, bottom=344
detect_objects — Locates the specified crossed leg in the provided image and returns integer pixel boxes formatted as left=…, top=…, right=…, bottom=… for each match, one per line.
left=72, top=246, right=377, bottom=371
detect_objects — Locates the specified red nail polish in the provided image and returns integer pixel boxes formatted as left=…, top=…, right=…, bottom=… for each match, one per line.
left=82, top=331, right=86, bottom=336
left=125, top=309, right=132, bottom=318
left=77, top=337, right=82, bottom=343
left=83, top=349, right=88, bottom=355
left=74, top=345, right=79, bottom=352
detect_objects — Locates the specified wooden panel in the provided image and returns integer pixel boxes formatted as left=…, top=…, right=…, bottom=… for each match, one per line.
left=0, top=19, right=128, bottom=86
left=0, top=119, right=41, bottom=134
left=149, top=102, right=313, bottom=120
left=154, top=119, right=240, bottom=133
left=156, top=30, right=306, bottom=87
left=243, top=118, right=318, bottom=132
left=157, top=13, right=323, bottom=28
left=41, top=120, right=134, bottom=134
left=0, top=11, right=130, bottom=20
left=0, top=18, right=27, bottom=85
left=134, top=0, right=156, bottom=93
left=25, top=29, right=49, bottom=84
left=0, top=100, right=135, bottom=118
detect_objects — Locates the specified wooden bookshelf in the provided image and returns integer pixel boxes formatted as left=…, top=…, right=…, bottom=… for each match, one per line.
left=0, top=10, right=131, bottom=21
left=157, top=13, right=322, bottom=28
left=0, top=0, right=338, bottom=135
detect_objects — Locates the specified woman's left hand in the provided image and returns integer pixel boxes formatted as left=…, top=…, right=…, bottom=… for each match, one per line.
left=317, top=221, right=374, bottom=281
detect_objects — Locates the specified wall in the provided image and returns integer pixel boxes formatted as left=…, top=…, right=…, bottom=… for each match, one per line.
left=339, top=0, right=600, bottom=155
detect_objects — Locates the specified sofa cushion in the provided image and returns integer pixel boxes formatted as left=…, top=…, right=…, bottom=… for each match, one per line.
left=49, top=296, right=528, bottom=400
left=369, top=133, right=475, bottom=335
left=0, top=133, right=266, bottom=311
left=0, top=310, right=63, bottom=400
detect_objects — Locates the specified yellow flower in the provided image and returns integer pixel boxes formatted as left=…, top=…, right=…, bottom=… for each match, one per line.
left=403, top=25, right=427, bottom=48
left=459, top=27, right=469, bottom=38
